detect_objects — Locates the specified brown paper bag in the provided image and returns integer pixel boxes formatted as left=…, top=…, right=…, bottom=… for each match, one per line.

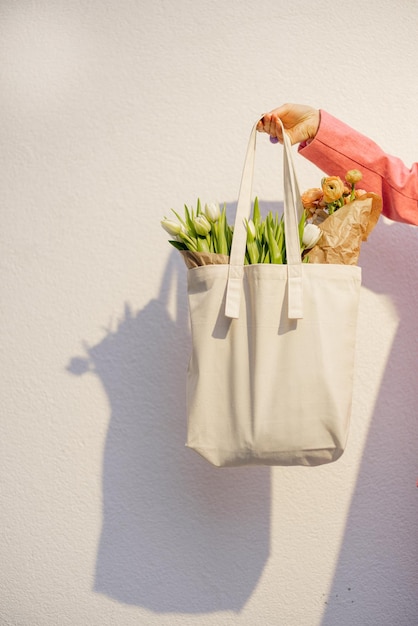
left=306, top=193, right=382, bottom=265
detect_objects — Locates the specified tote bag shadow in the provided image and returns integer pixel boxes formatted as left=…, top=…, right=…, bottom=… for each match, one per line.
left=186, top=120, right=361, bottom=468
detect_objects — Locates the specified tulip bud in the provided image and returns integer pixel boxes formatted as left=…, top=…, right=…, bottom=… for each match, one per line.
left=302, top=223, right=322, bottom=249
left=161, top=218, right=182, bottom=237
left=204, top=202, right=221, bottom=222
left=246, top=219, right=256, bottom=242
left=245, top=219, right=259, bottom=264
left=193, top=214, right=211, bottom=236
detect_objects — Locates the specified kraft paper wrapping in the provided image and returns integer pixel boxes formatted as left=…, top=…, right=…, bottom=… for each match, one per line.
left=305, top=193, right=382, bottom=265
left=180, top=250, right=229, bottom=269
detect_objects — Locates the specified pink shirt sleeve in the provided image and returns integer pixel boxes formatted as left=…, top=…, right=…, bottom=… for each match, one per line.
left=298, top=110, right=418, bottom=225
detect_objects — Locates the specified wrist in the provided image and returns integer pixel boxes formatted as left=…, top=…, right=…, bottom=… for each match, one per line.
left=307, top=109, right=320, bottom=142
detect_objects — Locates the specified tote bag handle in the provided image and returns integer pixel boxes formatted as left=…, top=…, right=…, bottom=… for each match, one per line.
left=225, top=118, right=305, bottom=320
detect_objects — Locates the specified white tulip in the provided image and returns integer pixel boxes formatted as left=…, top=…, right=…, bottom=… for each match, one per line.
left=204, top=202, right=221, bottom=222
left=302, top=223, right=322, bottom=249
left=193, top=214, right=211, bottom=236
left=246, top=219, right=256, bottom=242
left=161, top=218, right=182, bottom=236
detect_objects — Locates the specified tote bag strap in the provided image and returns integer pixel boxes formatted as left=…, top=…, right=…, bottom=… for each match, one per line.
left=225, top=118, right=305, bottom=320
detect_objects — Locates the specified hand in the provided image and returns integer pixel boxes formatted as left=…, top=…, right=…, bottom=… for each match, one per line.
left=257, top=103, right=320, bottom=145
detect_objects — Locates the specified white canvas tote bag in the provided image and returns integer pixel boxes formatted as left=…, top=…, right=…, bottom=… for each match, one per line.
left=186, top=119, right=361, bottom=467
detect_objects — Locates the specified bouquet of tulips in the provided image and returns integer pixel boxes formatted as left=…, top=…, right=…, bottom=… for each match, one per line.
left=161, top=198, right=319, bottom=267
left=161, top=169, right=381, bottom=267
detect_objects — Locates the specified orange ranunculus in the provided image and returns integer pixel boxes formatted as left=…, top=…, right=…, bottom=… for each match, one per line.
left=321, top=176, right=345, bottom=204
left=301, top=187, right=323, bottom=209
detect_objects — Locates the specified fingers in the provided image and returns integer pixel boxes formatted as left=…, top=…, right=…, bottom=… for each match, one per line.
left=257, top=113, right=283, bottom=142
left=256, top=114, right=272, bottom=133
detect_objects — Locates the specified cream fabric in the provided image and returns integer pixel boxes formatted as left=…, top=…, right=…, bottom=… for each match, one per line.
left=185, top=120, right=361, bottom=467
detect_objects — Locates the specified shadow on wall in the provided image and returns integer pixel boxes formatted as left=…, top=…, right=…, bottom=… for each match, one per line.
left=320, top=219, right=418, bottom=625
left=67, top=249, right=270, bottom=613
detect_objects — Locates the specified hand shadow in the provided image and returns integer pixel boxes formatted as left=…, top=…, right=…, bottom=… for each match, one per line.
left=67, top=250, right=270, bottom=614
left=320, top=219, right=418, bottom=624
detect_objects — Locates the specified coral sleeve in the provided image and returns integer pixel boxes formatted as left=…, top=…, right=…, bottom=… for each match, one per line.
left=299, top=110, right=418, bottom=225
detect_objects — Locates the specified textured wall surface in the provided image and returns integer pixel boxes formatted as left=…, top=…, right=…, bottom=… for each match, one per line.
left=1, top=1, right=418, bottom=625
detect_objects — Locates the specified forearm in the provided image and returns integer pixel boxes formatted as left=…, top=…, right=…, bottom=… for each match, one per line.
left=299, top=110, right=418, bottom=225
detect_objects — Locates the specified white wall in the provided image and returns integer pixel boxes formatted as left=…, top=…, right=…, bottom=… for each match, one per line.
left=1, top=1, right=418, bottom=624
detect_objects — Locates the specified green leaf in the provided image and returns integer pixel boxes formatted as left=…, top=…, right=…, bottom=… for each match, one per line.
left=246, top=241, right=259, bottom=264
left=252, top=196, right=261, bottom=227
left=170, top=209, right=187, bottom=230
left=178, top=230, right=198, bottom=251
left=277, top=220, right=284, bottom=258
left=196, top=236, right=210, bottom=252
left=298, top=210, right=306, bottom=248
left=184, top=204, right=198, bottom=237
left=168, top=240, right=187, bottom=250
left=266, top=219, right=282, bottom=264
left=215, top=205, right=230, bottom=255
